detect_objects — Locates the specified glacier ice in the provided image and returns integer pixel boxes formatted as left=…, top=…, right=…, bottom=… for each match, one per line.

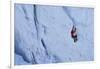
left=14, top=4, right=94, bottom=65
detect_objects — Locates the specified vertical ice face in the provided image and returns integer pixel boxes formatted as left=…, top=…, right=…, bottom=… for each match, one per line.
left=14, top=4, right=55, bottom=64
left=14, top=4, right=94, bottom=65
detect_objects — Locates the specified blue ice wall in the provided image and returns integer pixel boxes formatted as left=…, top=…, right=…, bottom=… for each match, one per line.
left=14, top=4, right=94, bottom=65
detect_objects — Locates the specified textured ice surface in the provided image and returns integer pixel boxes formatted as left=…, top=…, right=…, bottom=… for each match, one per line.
left=14, top=4, right=94, bottom=65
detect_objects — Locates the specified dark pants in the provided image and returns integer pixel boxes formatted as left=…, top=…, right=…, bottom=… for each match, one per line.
left=72, top=34, right=77, bottom=42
